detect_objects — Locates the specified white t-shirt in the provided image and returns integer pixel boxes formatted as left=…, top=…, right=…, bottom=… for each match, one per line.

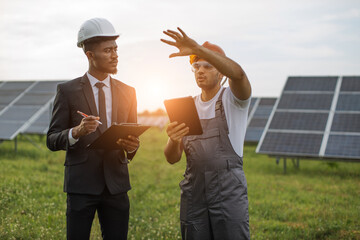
left=194, top=87, right=250, bottom=157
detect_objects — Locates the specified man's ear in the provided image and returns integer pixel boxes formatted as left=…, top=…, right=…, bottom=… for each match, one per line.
left=85, top=51, right=94, bottom=60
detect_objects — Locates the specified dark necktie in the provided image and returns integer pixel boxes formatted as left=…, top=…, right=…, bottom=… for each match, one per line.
left=95, top=82, right=108, bottom=131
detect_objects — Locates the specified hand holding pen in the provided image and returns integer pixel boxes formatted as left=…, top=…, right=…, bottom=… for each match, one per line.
left=71, top=111, right=102, bottom=139
left=77, top=111, right=102, bottom=125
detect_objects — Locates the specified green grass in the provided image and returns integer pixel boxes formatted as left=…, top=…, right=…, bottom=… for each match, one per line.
left=0, top=130, right=359, bottom=239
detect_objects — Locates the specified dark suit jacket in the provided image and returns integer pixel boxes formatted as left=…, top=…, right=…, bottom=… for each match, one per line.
left=47, top=74, right=137, bottom=195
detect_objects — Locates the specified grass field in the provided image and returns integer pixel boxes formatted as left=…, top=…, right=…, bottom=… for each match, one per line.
left=0, top=128, right=360, bottom=239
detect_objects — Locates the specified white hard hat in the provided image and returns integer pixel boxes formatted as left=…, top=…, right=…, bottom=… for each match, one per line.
left=77, top=18, right=120, bottom=48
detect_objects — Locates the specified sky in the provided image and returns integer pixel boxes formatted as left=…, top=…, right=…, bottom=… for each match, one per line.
left=0, top=0, right=359, bottom=112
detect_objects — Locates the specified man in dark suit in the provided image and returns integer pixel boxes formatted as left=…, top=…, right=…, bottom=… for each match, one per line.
left=47, top=18, right=139, bottom=239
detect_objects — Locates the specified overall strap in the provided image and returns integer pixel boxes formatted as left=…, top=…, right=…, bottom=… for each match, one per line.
left=215, top=88, right=228, bottom=134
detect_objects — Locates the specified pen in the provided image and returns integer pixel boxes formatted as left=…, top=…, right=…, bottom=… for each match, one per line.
left=77, top=111, right=103, bottom=125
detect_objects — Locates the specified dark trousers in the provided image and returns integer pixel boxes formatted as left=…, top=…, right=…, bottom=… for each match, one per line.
left=66, top=187, right=129, bottom=240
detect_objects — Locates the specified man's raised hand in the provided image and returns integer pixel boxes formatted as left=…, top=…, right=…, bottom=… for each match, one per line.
left=161, top=27, right=199, bottom=58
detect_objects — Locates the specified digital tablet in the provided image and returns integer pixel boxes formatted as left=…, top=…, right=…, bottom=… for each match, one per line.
left=87, top=123, right=151, bottom=149
left=164, top=96, right=203, bottom=136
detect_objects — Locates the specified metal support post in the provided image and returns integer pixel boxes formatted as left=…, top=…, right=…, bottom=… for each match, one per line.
left=14, top=136, right=18, bottom=153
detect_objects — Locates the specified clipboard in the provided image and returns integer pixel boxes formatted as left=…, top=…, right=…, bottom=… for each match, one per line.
left=164, top=96, right=203, bottom=136
left=87, top=123, right=151, bottom=149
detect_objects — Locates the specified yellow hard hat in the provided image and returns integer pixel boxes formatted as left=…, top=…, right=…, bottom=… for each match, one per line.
left=189, top=41, right=226, bottom=64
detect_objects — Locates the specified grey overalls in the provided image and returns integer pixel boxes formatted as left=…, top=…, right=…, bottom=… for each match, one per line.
left=180, top=89, right=250, bottom=240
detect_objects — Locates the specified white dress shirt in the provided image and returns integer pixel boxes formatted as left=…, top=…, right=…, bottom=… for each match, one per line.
left=68, top=72, right=112, bottom=145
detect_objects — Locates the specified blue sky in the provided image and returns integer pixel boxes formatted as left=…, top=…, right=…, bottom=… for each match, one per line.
left=0, top=0, right=359, bottom=111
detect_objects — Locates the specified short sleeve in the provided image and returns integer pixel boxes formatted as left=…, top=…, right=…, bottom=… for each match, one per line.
left=225, top=87, right=251, bottom=109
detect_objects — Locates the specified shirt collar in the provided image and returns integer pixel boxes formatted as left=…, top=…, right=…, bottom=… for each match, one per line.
left=199, top=86, right=223, bottom=103
left=86, top=72, right=110, bottom=88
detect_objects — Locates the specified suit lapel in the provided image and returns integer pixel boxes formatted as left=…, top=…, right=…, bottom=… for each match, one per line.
left=80, top=74, right=98, bottom=117
left=110, top=77, right=118, bottom=125
left=111, top=77, right=130, bottom=124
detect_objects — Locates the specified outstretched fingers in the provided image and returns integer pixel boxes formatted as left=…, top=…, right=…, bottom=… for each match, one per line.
left=177, top=27, right=187, bottom=38
left=163, top=30, right=179, bottom=40
left=166, top=29, right=183, bottom=38
left=169, top=52, right=182, bottom=58
left=160, top=38, right=176, bottom=46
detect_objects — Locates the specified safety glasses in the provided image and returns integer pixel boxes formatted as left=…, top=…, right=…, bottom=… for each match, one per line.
left=191, top=61, right=215, bottom=72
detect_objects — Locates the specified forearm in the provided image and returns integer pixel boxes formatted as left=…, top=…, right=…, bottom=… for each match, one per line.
left=164, top=138, right=183, bottom=164
left=194, top=46, right=251, bottom=100
left=196, top=46, right=243, bottom=79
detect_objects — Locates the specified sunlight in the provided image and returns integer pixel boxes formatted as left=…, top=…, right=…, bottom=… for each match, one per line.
left=137, top=77, right=169, bottom=112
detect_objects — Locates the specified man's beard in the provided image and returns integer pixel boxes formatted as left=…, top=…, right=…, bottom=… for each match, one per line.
left=97, top=64, right=117, bottom=75
left=109, top=68, right=117, bottom=75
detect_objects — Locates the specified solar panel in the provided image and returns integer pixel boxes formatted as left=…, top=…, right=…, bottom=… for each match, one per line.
left=259, top=98, right=276, bottom=106
left=137, top=116, right=169, bottom=129
left=244, top=128, right=264, bottom=142
left=248, top=97, right=258, bottom=116
left=340, top=76, right=360, bottom=91
left=0, top=106, right=40, bottom=121
left=259, top=132, right=323, bottom=156
left=245, top=97, right=276, bottom=143
left=0, top=91, right=23, bottom=105
left=29, top=81, right=61, bottom=93
left=0, top=81, right=34, bottom=91
left=269, top=112, right=328, bottom=131
left=248, top=118, right=268, bottom=128
left=24, top=108, right=52, bottom=134
left=284, top=76, right=338, bottom=91
left=257, top=76, right=360, bottom=161
left=0, top=121, right=25, bottom=140
left=0, top=80, right=64, bottom=140
left=14, top=92, right=54, bottom=106
left=277, top=93, right=334, bottom=110
left=325, top=135, right=360, bottom=158
left=336, top=94, right=360, bottom=111
left=331, top=113, right=360, bottom=132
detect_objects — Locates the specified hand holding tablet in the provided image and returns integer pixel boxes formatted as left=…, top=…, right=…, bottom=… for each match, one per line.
left=164, top=96, right=203, bottom=136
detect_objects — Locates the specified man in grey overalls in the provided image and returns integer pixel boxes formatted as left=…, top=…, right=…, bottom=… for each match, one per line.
left=161, top=28, right=252, bottom=240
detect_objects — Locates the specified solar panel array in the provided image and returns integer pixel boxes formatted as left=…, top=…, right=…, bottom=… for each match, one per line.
left=256, top=76, right=360, bottom=161
left=138, top=116, right=168, bottom=130
left=245, top=97, right=276, bottom=142
left=0, top=81, right=63, bottom=140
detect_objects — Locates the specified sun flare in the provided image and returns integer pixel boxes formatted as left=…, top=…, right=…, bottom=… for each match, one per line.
left=137, top=78, right=170, bottom=112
